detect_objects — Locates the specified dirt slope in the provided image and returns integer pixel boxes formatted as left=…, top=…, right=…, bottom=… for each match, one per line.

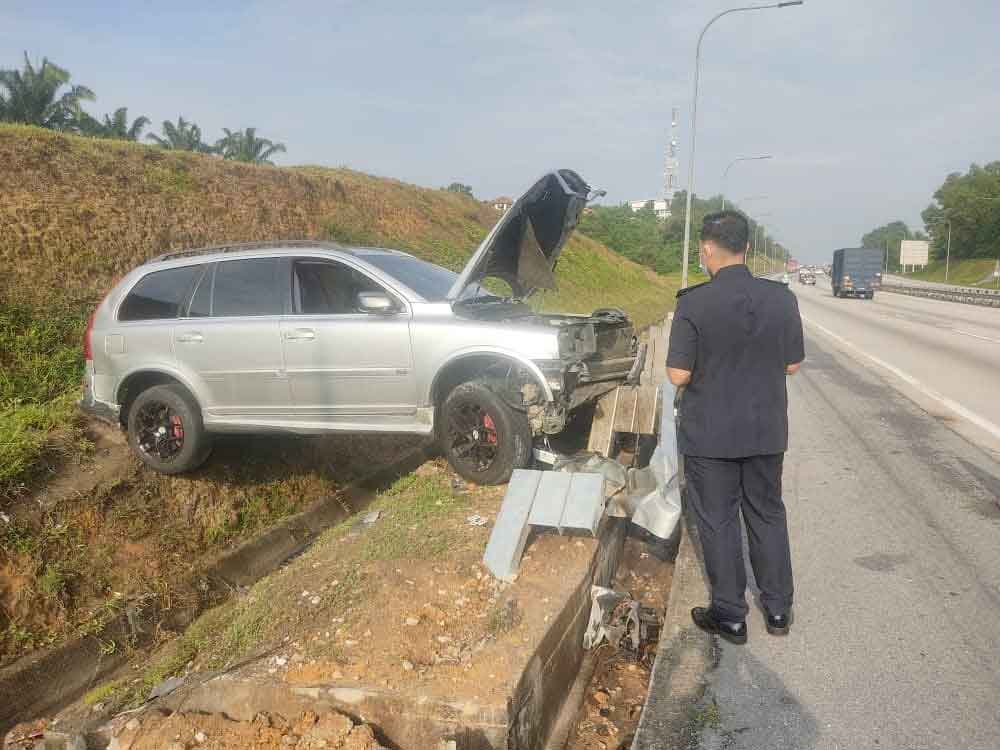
left=0, top=124, right=678, bottom=327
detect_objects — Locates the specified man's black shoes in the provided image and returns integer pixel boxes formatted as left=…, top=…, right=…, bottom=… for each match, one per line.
left=691, top=607, right=747, bottom=645
left=766, top=612, right=791, bottom=636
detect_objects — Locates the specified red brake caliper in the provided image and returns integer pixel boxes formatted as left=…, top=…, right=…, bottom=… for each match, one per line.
left=170, top=415, right=184, bottom=441
left=482, top=414, right=498, bottom=445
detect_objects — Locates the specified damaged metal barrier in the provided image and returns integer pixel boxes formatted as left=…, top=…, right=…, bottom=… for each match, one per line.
left=583, top=585, right=661, bottom=659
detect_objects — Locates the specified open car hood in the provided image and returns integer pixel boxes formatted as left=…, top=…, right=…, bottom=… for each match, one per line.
left=447, top=169, right=592, bottom=301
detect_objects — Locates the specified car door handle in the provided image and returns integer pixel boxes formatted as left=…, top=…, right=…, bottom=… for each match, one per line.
left=176, top=332, right=204, bottom=343
left=284, top=328, right=316, bottom=341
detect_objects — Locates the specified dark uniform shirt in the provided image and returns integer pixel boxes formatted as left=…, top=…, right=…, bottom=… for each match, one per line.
left=666, top=264, right=805, bottom=458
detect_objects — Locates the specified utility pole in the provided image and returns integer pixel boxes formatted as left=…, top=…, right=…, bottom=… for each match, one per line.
left=680, top=1, right=805, bottom=289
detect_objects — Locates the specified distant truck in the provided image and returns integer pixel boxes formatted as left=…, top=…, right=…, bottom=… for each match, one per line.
left=832, top=248, right=883, bottom=299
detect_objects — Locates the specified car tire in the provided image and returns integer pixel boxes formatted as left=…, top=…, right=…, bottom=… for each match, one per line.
left=127, top=384, right=212, bottom=474
left=440, top=381, right=532, bottom=485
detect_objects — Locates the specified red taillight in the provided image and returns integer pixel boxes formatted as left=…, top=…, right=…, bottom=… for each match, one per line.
left=83, top=309, right=97, bottom=361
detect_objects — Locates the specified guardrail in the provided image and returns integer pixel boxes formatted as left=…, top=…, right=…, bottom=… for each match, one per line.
left=881, top=281, right=1000, bottom=308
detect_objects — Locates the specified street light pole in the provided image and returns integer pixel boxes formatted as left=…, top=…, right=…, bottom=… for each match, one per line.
left=680, top=1, right=804, bottom=289
left=721, top=156, right=773, bottom=210
left=945, top=220, right=952, bottom=282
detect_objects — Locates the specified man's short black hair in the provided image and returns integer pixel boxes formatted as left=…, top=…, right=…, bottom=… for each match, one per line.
left=701, top=210, right=749, bottom=255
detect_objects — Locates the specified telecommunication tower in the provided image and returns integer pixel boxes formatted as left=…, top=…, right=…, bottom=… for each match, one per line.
left=663, top=106, right=680, bottom=199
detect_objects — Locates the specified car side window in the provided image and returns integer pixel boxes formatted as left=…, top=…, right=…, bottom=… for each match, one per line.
left=292, top=259, right=386, bottom=315
left=119, top=265, right=203, bottom=321
left=213, top=258, right=284, bottom=317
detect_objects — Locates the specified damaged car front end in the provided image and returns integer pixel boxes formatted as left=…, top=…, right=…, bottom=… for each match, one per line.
left=430, top=169, right=638, bottom=481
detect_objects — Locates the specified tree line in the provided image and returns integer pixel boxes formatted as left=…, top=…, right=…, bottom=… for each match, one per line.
left=578, top=192, right=788, bottom=275
left=0, top=52, right=286, bottom=165
left=862, top=161, right=1000, bottom=267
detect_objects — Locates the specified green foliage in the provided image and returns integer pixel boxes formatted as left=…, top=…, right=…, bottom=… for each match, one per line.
left=860, top=221, right=911, bottom=270
left=0, top=302, right=87, bottom=496
left=445, top=182, right=474, bottom=197
left=146, top=116, right=215, bottom=153
left=922, top=162, right=1000, bottom=262
left=215, top=127, right=286, bottom=165
left=579, top=204, right=680, bottom=273
left=578, top=192, right=785, bottom=275
left=0, top=52, right=94, bottom=129
left=77, top=106, right=150, bottom=141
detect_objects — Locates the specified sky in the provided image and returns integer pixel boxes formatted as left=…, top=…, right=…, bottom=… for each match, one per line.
left=4, top=0, right=999, bottom=263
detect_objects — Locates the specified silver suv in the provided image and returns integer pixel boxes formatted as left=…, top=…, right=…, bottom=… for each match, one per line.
left=81, top=170, right=638, bottom=484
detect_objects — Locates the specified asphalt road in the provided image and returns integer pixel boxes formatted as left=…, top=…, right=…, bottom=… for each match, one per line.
left=793, top=276, right=1000, bottom=456
left=693, top=285, right=1000, bottom=749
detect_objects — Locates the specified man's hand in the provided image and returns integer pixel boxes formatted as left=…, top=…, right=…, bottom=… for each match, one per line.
left=668, top=367, right=692, bottom=386
left=786, top=362, right=802, bottom=375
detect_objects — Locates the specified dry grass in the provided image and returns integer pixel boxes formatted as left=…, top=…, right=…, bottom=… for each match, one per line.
left=0, top=124, right=679, bottom=327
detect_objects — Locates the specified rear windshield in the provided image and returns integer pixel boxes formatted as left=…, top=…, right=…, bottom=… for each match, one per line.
left=119, top=265, right=202, bottom=321
left=359, top=254, right=457, bottom=302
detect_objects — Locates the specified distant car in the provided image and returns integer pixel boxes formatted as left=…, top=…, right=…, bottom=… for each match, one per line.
left=798, top=271, right=816, bottom=285
left=79, top=170, right=638, bottom=485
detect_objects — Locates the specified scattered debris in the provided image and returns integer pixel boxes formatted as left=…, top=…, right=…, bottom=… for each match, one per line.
left=583, top=585, right=660, bottom=658
left=466, top=514, right=488, bottom=526
left=100, top=708, right=382, bottom=750
left=147, top=675, right=185, bottom=701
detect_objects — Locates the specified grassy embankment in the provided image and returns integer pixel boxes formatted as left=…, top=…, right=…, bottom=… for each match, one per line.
left=0, top=123, right=682, bottom=662
left=902, top=258, right=999, bottom=287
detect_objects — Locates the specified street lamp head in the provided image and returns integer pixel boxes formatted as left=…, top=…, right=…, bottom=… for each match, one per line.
left=777, top=1, right=804, bottom=7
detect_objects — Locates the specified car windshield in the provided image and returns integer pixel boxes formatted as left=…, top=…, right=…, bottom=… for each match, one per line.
left=359, top=253, right=458, bottom=302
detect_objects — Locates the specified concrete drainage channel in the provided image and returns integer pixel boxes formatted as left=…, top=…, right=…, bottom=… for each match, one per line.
left=6, top=323, right=689, bottom=750
left=0, top=444, right=432, bottom=736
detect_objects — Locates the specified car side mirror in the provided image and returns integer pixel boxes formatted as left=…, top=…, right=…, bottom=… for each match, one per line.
left=357, top=292, right=397, bottom=314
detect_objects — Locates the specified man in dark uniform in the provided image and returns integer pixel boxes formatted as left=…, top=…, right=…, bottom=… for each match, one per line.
left=666, top=210, right=804, bottom=644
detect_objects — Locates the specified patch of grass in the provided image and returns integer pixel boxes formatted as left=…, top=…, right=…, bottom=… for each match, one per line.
left=359, top=472, right=467, bottom=561
left=116, top=579, right=281, bottom=708
left=485, top=599, right=521, bottom=637
left=904, top=258, right=999, bottom=287
left=691, top=699, right=722, bottom=729
left=0, top=391, right=82, bottom=495
left=322, top=219, right=381, bottom=247
left=83, top=679, right=125, bottom=706
left=145, top=162, right=195, bottom=194
left=0, top=301, right=88, bottom=498
left=203, top=486, right=299, bottom=546
left=37, top=563, right=68, bottom=597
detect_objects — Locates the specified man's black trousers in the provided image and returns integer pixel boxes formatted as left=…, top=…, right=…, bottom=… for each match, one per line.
left=684, top=453, right=793, bottom=622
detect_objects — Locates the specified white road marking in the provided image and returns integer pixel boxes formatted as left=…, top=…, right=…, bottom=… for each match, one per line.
left=952, top=329, right=1000, bottom=345
left=801, top=314, right=1000, bottom=443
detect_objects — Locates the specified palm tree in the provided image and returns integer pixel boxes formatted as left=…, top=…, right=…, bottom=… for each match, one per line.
left=74, top=106, right=150, bottom=140
left=215, top=127, right=286, bottom=165
left=0, top=52, right=95, bottom=129
left=99, top=107, right=150, bottom=140
left=146, top=116, right=214, bottom=153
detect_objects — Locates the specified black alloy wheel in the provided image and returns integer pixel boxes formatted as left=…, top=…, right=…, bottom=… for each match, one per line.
left=440, top=381, right=532, bottom=485
left=447, top=402, right=500, bottom=474
left=135, top=400, right=186, bottom=462
left=127, top=383, right=212, bottom=474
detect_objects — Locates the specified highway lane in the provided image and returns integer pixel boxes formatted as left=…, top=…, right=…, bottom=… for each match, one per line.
left=791, top=275, right=1000, bottom=454
left=693, top=330, right=1000, bottom=749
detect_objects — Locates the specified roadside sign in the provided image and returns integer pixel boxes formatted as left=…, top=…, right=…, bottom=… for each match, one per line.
left=900, top=240, right=929, bottom=268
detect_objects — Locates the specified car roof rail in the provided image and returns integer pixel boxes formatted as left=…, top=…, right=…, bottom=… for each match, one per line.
left=150, top=239, right=349, bottom=263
